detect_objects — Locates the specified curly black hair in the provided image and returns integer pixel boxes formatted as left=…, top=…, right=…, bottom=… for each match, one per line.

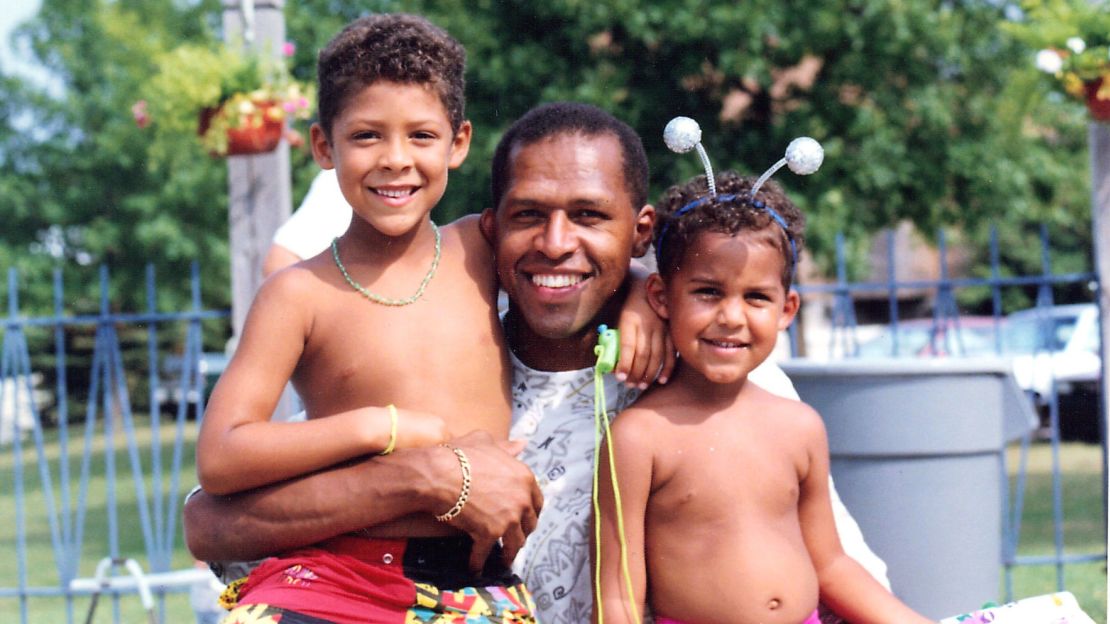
left=654, top=171, right=806, bottom=289
left=490, top=102, right=649, bottom=211
left=316, top=14, right=466, bottom=138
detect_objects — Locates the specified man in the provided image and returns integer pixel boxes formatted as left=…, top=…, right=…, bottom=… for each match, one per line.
left=184, top=102, right=885, bottom=623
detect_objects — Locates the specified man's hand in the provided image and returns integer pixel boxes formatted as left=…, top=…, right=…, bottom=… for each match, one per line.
left=438, top=431, right=543, bottom=572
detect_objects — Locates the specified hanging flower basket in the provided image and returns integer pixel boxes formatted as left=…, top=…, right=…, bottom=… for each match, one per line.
left=137, top=42, right=314, bottom=161
left=1082, top=77, right=1110, bottom=121
left=1005, top=0, right=1110, bottom=123
left=198, top=99, right=287, bottom=156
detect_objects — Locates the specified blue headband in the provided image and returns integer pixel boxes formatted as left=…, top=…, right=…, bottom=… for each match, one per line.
left=658, top=117, right=823, bottom=280
left=653, top=193, right=798, bottom=276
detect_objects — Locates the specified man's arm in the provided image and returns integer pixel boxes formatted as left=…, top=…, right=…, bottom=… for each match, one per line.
left=184, top=431, right=542, bottom=565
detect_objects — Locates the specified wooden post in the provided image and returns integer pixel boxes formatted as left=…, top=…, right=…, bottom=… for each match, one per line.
left=222, top=0, right=295, bottom=420
left=221, top=0, right=292, bottom=339
left=1091, top=121, right=1110, bottom=548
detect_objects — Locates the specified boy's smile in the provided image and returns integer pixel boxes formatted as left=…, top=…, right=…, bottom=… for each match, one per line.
left=312, top=80, right=471, bottom=239
left=649, top=231, right=799, bottom=389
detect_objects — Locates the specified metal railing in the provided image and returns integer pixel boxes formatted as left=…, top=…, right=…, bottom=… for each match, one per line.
left=1, top=264, right=227, bottom=624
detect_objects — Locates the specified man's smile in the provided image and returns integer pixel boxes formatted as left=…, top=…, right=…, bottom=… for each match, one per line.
left=529, top=273, right=589, bottom=289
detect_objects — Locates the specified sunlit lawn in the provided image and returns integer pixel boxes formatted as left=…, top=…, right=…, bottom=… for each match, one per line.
left=0, top=420, right=202, bottom=623
left=0, top=424, right=1106, bottom=623
left=1004, top=441, right=1107, bottom=624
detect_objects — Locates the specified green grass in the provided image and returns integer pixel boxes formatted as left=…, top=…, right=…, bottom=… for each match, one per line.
left=1, top=425, right=1106, bottom=623
left=1004, top=441, right=1107, bottom=624
left=0, top=419, right=203, bottom=623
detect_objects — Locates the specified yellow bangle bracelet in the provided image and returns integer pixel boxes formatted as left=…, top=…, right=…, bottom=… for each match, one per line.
left=382, top=404, right=398, bottom=455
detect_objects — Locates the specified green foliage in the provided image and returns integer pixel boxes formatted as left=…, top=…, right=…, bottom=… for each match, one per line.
left=0, top=0, right=1095, bottom=318
left=414, top=0, right=1092, bottom=290
left=0, top=0, right=228, bottom=316
left=140, top=42, right=313, bottom=159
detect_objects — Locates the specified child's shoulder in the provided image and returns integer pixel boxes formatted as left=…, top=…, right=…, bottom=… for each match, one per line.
left=610, top=387, right=689, bottom=438
left=438, top=214, right=495, bottom=276
left=442, top=213, right=490, bottom=253
left=746, top=384, right=825, bottom=437
left=256, top=258, right=321, bottom=300
left=263, top=253, right=338, bottom=295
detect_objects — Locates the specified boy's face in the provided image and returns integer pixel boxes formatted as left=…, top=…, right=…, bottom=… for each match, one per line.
left=647, top=231, right=799, bottom=385
left=481, top=133, right=654, bottom=341
left=311, top=81, right=471, bottom=237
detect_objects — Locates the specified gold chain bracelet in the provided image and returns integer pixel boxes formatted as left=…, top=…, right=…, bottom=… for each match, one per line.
left=435, top=445, right=471, bottom=522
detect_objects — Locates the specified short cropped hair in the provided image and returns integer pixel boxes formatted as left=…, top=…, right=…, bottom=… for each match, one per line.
left=490, top=102, right=649, bottom=211
left=654, top=171, right=806, bottom=289
left=316, top=13, right=466, bottom=138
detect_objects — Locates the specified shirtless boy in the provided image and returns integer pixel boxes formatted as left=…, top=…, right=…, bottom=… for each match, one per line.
left=196, top=14, right=535, bottom=622
left=594, top=172, right=932, bottom=624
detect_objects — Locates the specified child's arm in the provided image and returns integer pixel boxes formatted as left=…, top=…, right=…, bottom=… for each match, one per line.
left=614, top=262, right=675, bottom=388
left=196, top=272, right=447, bottom=496
left=592, top=410, right=653, bottom=624
left=797, top=408, right=935, bottom=624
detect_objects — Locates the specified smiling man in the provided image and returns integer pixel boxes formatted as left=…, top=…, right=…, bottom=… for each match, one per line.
left=485, top=103, right=655, bottom=374
left=479, top=104, right=655, bottom=621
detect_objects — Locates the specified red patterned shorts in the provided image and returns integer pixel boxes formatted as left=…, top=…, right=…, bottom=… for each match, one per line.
left=224, top=535, right=536, bottom=624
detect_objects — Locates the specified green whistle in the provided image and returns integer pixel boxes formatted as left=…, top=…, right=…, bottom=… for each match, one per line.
left=594, top=324, right=620, bottom=374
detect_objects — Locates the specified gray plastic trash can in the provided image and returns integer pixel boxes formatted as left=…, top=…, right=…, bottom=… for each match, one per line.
left=780, top=357, right=1038, bottom=619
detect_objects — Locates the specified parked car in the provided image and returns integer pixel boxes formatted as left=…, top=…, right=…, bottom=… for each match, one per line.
left=854, top=316, right=1002, bottom=359
left=1003, top=303, right=1101, bottom=441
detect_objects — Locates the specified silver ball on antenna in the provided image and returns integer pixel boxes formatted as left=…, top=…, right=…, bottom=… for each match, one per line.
left=663, top=117, right=702, bottom=153
left=784, top=137, right=824, bottom=175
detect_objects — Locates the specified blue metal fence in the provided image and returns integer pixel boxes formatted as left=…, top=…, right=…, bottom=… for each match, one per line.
left=0, top=225, right=1105, bottom=622
left=1, top=264, right=227, bottom=623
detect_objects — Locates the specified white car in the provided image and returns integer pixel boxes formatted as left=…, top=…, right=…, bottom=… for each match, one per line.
left=1004, top=303, right=1101, bottom=440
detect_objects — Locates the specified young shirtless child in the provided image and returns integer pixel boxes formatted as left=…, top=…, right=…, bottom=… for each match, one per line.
left=594, top=171, right=934, bottom=624
left=197, top=14, right=526, bottom=623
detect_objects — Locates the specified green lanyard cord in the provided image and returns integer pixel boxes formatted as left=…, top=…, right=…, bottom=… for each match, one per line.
left=591, top=326, right=642, bottom=624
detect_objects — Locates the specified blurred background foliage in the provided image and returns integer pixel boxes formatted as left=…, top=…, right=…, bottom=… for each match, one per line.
left=0, top=0, right=1096, bottom=317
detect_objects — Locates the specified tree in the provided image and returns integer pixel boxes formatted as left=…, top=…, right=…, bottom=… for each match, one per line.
left=0, top=0, right=233, bottom=317
left=0, top=0, right=1093, bottom=317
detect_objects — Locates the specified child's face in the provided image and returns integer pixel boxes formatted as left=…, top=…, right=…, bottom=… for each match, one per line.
left=647, top=231, right=799, bottom=385
left=311, top=80, right=471, bottom=238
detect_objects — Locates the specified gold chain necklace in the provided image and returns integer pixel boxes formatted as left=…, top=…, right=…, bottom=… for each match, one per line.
left=330, top=223, right=441, bottom=306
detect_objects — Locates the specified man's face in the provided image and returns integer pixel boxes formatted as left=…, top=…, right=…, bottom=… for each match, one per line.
left=481, top=133, right=654, bottom=340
